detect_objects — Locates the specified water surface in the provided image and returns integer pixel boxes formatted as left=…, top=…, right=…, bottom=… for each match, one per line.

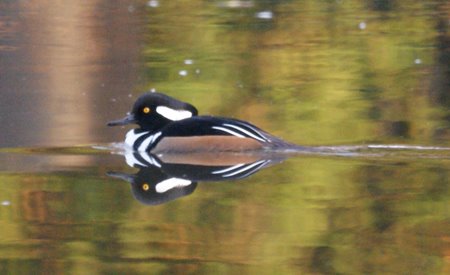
left=0, top=1, right=449, bottom=274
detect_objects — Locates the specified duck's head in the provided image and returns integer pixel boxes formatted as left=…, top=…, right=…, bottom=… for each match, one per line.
left=107, top=92, right=198, bottom=131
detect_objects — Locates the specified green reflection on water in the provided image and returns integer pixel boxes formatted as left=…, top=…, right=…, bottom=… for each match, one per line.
left=142, top=0, right=448, bottom=147
left=0, top=153, right=448, bottom=274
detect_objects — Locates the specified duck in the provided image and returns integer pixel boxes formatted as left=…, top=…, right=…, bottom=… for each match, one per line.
left=107, top=92, right=304, bottom=153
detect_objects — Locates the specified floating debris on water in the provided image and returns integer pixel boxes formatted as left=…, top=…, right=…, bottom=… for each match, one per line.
left=359, top=21, right=367, bottom=30
left=217, top=1, right=254, bottom=8
left=147, top=0, right=159, bottom=8
left=256, top=11, right=273, bottom=20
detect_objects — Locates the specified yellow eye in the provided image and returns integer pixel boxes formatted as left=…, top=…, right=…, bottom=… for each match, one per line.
left=143, top=107, right=150, bottom=114
left=142, top=183, right=150, bottom=191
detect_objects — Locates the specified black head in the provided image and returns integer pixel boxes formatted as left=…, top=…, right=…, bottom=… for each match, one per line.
left=107, top=167, right=198, bottom=206
left=107, top=92, right=198, bottom=132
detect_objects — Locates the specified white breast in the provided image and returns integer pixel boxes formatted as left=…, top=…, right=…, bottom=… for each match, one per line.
left=125, top=130, right=147, bottom=149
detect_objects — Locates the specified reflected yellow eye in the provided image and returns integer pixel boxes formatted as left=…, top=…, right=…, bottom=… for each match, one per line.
left=142, top=183, right=150, bottom=191
left=143, top=107, right=151, bottom=114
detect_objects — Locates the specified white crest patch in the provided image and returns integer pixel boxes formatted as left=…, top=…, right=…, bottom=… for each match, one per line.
left=155, top=178, right=192, bottom=193
left=156, top=106, right=192, bottom=121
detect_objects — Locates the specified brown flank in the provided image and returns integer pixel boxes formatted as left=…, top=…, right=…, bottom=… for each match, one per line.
left=151, top=136, right=264, bottom=153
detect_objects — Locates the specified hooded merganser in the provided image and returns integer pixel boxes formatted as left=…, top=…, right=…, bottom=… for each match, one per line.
left=107, top=92, right=302, bottom=153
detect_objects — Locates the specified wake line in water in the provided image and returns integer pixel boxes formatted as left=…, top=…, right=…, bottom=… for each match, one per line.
left=1, top=143, right=449, bottom=160
left=95, top=143, right=450, bottom=161
left=313, top=144, right=450, bottom=152
left=347, top=144, right=448, bottom=151
left=100, top=143, right=450, bottom=152
left=287, top=144, right=450, bottom=160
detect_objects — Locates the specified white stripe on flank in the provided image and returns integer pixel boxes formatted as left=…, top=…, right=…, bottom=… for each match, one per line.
left=233, top=161, right=269, bottom=179
left=223, top=123, right=266, bottom=142
left=237, top=122, right=269, bottom=141
left=137, top=136, right=152, bottom=152
left=156, top=106, right=192, bottom=121
left=211, top=126, right=246, bottom=138
left=222, top=160, right=267, bottom=177
left=140, top=152, right=162, bottom=168
left=211, top=163, right=246, bottom=174
left=152, top=131, right=162, bottom=144
left=231, top=121, right=269, bottom=141
left=137, top=131, right=162, bottom=152
left=155, top=178, right=192, bottom=193
left=125, top=130, right=147, bottom=149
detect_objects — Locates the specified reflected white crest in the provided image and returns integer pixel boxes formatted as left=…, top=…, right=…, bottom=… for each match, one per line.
left=155, top=178, right=192, bottom=193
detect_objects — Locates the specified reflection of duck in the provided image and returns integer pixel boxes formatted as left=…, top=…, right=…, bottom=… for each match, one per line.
left=108, top=160, right=198, bottom=206
left=108, top=92, right=305, bottom=153
left=108, top=151, right=284, bottom=205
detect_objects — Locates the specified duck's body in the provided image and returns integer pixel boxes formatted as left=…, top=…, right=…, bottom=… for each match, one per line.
left=123, top=116, right=297, bottom=153
left=108, top=92, right=301, bottom=153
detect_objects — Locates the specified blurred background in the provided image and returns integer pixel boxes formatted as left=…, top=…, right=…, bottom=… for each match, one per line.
left=0, top=0, right=448, bottom=148
left=0, top=1, right=449, bottom=274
